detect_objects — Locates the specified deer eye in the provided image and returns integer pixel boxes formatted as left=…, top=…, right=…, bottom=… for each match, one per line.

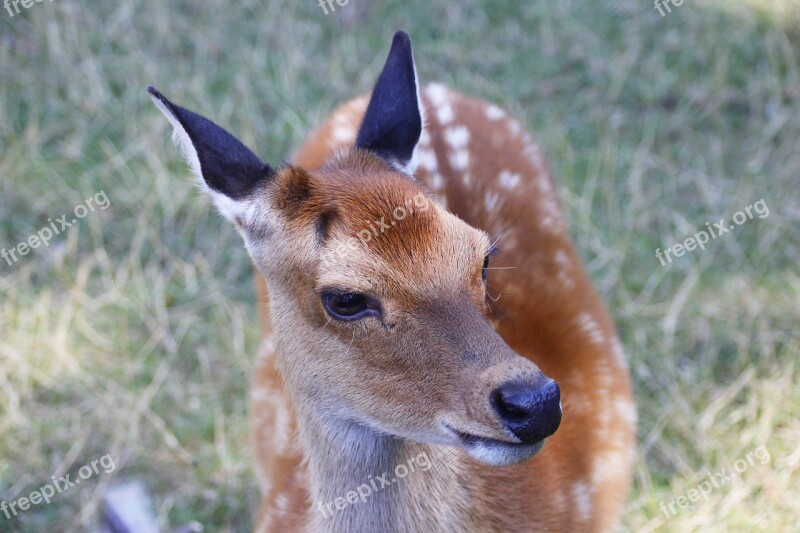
left=322, top=291, right=379, bottom=321
left=482, top=245, right=498, bottom=283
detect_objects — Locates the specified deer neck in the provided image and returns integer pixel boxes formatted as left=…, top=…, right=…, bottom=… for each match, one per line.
left=297, top=408, right=470, bottom=532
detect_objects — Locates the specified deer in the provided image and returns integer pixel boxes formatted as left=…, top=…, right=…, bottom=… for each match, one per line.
left=148, top=30, right=636, bottom=532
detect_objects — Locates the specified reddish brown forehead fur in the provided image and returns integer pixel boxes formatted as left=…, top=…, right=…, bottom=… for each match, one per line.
left=272, top=149, right=447, bottom=272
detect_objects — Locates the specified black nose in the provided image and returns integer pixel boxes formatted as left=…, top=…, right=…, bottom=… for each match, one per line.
left=491, top=378, right=562, bottom=444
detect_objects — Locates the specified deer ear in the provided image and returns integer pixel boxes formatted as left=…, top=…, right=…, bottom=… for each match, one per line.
left=356, top=31, right=424, bottom=176
left=148, top=86, right=274, bottom=220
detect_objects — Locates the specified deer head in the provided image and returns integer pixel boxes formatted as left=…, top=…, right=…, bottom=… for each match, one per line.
left=148, top=31, right=561, bottom=468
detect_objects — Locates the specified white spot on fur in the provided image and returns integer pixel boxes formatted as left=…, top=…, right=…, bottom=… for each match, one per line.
left=449, top=149, right=469, bottom=171
left=610, top=337, right=628, bottom=369
left=444, top=125, right=470, bottom=148
left=485, top=190, right=500, bottom=212
left=539, top=198, right=563, bottom=232
left=331, top=125, right=355, bottom=143
left=557, top=271, right=575, bottom=289
left=257, top=338, right=275, bottom=362
left=576, top=312, right=605, bottom=346
left=333, top=112, right=350, bottom=126
left=573, top=481, right=592, bottom=522
left=498, top=170, right=521, bottom=190
left=426, top=82, right=448, bottom=104
left=437, top=102, right=454, bottom=125
left=277, top=494, right=289, bottom=511
left=486, top=104, right=505, bottom=120
left=426, top=83, right=454, bottom=125
left=565, top=393, right=593, bottom=413
left=499, top=233, right=518, bottom=253
left=251, top=388, right=275, bottom=402
left=417, top=148, right=438, bottom=173
left=554, top=249, right=571, bottom=268
left=591, top=448, right=629, bottom=487
left=257, top=395, right=291, bottom=454
left=554, top=249, right=575, bottom=288
left=596, top=367, right=615, bottom=389
left=615, top=397, right=637, bottom=429
left=528, top=149, right=545, bottom=170
left=536, top=174, right=554, bottom=196
left=429, top=172, right=444, bottom=190
left=542, top=196, right=558, bottom=216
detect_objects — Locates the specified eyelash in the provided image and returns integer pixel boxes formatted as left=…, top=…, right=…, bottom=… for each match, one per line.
left=482, top=245, right=498, bottom=282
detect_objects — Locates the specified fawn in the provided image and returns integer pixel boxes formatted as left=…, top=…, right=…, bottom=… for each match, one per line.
left=149, top=31, right=636, bottom=532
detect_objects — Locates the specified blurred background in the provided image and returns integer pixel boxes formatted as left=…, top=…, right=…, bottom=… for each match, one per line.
left=1, top=0, right=799, bottom=531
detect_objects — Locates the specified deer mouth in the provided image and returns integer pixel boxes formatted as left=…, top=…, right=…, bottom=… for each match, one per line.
left=443, top=424, right=546, bottom=466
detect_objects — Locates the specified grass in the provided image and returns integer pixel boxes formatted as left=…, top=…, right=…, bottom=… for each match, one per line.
left=1, top=0, right=799, bottom=530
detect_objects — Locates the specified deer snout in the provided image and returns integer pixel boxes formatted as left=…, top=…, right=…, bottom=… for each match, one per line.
left=491, top=378, right=562, bottom=445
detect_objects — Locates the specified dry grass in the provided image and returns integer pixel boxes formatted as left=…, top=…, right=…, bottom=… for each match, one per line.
left=1, top=0, right=799, bottom=531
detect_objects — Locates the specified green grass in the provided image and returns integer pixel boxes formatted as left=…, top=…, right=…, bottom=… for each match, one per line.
left=1, top=0, right=799, bottom=531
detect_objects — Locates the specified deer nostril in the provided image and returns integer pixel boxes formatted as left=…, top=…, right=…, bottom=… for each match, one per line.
left=492, top=390, right=530, bottom=422
left=491, top=378, right=562, bottom=444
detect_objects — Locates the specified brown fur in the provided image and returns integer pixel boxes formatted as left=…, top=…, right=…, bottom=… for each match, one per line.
left=250, top=85, right=636, bottom=532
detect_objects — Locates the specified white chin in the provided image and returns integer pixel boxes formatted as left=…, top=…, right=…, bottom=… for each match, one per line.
left=464, top=439, right=546, bottom=466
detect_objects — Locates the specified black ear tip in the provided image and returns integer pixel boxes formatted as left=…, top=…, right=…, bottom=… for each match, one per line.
left=392, top=30, right=410, bottom=43
left=147, top=85, right=179, bottom=109
left=391, top=30, right=412, bottom=50
left=147, top=86, right=180, bottom=114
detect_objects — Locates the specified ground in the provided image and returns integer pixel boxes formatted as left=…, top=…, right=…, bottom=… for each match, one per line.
left=0, top=0, right=798, bottom=531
